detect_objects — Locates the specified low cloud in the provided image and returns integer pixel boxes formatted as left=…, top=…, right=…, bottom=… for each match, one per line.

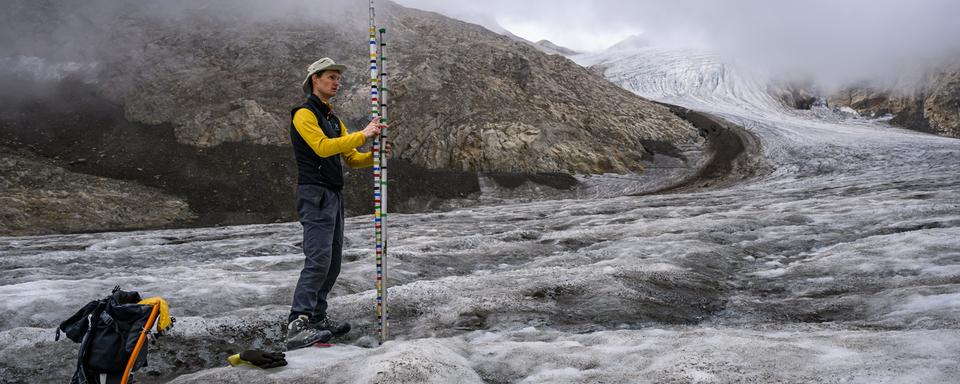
left=3, top=0, right=959, bottom=91
left=395, top=0, right=960, bottom=88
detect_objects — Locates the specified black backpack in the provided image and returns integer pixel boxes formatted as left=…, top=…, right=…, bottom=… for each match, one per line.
left=58, top=286, right=160, bottom=384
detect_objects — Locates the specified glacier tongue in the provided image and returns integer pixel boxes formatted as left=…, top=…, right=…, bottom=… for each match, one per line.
left=2, top=46, right=960, bottom=384
left=574, top=47, right=787, bottom=114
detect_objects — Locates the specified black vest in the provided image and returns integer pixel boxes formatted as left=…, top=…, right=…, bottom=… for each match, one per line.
left=290, top=95, right=345, bottom=189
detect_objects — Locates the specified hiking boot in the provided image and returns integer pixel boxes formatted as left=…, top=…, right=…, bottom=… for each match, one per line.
left=308, top=314, right=351, bottom=336
left=285, top=315, right=332, bottom=351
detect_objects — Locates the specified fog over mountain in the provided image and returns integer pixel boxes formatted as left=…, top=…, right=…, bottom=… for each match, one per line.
left=395, top=0, right=960, bottom=90
left=5, top=0, right=959, bottom=91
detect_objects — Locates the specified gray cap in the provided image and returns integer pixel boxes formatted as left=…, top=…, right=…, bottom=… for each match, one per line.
left=301, top=57, right=347, bottom=95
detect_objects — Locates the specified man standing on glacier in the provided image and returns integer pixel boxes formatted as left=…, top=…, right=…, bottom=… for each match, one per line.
left=285, top=57, right=390, bottom=350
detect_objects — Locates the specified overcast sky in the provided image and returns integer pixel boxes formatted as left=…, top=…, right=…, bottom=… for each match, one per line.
left=393, top=0, right=960, bottom=86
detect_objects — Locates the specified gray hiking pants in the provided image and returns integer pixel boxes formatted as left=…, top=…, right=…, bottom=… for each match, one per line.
left=289, top=184, right=343, bottom=323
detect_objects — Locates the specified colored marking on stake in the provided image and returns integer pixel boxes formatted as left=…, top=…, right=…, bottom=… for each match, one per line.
left=371, top=1, right=389, bottom=345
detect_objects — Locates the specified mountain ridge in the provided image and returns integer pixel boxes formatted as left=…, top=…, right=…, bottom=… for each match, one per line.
left=0, top=0, right=709, bottom=234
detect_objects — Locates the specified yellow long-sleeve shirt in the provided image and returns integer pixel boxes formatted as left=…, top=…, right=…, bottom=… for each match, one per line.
left=292, top=108, right=374, bottom=168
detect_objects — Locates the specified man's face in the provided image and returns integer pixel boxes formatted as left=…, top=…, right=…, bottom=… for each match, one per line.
left=312, top=70, right=342, bottom=100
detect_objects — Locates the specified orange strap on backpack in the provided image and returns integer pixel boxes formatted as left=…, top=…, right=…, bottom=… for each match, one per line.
left=120, top=303, right=160, bottom=384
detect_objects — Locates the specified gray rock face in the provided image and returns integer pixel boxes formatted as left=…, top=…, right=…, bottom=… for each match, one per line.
left=771, top=65, right=960, bottom=139
left=86, top=0, right=699, bottom=173
left=387, top=10, right=699, bottom=173
left=0, top=147, right=195, bottom=235
left=0, top=0, right=704, bottom=234
left=825, top=84, right=939, bottom=135
left=921, top=68, right=960, bottom=138
left=767, top=81, right=821, bottom=110
left=532, top=40, right=580, bottom=56
left=94, top=17, right=321, bottom=149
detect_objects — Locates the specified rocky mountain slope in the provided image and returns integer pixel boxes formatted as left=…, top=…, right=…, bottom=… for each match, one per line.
left=0, top=146, right=194, bottom=235
left=89, top=1, right=699, bottom=173
left=769, top=65, right=960, bottom=139
left=825, top=66, right=960, bottom=138
left=1, top=0, right=703, bottom=235
left=533, top=40, right=579, bottom=56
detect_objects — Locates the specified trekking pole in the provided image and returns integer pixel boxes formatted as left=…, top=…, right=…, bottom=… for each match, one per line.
left=368, top=0, right=388, bottom=345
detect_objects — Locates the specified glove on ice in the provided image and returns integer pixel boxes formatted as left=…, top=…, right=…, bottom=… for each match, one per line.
left=228, top=349, right=287, bottom=369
